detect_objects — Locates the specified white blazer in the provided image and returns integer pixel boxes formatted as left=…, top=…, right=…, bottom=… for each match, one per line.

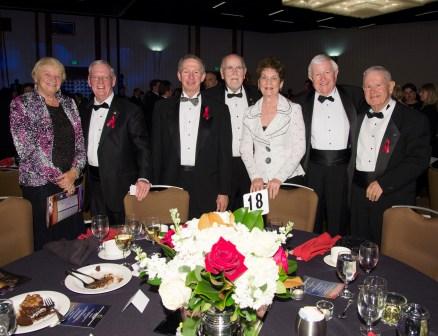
left=240, top=94, right=305, bottom=182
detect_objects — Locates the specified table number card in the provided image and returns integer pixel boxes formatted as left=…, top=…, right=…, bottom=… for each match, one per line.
left=243, top=189, right=269, bottom=215
left=121, top=289, right=149, bottom=313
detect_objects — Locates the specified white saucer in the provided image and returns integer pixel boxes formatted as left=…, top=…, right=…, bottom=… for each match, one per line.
left=98, top=249, right=131, bottom=260
left=323, top=255, right=336, bottom=267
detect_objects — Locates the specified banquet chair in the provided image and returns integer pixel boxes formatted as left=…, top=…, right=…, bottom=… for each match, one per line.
left=124, top=186, right=190, bottom=224
left=0, top=197, right=33, bottom=266
left=266, top=184, right=318, bottom=232
left=0, top=169, right=22, bottom=197
left=428, top=166, right=438, bottom=211
left=382, top=206, right=438, bottom=281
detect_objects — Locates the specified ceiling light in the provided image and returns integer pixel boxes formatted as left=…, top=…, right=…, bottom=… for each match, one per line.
left=415, top=10, right=438, bottom=16
left=220, top=12, right=244, bottom=17
left=268, top=9, right=285, bottom=16
left=282, top=0, right=435, bottom=18
left=273, top=19, right=295, bottom=23
left=316, top=16, right=334, bottom=22
left=212, top=1, right=226, bottom=9
left=318, top=25, right=337, bottom=29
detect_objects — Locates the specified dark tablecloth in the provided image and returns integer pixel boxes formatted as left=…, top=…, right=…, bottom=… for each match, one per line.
left=3, top=230, right=438, bottom=335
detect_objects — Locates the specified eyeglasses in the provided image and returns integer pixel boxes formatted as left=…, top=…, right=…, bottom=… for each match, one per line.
left=90, top=76, right=112, bottom=83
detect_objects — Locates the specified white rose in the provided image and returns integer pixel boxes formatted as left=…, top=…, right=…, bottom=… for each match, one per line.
left=158, top=278, right=191, bottom=311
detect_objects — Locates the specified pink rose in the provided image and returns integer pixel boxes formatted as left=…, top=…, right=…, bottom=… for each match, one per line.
left=161, top=229, right=175, bottom=248
left=205, top=237, right=247, bottom=281
left=273, top=247, right=288, bottom=273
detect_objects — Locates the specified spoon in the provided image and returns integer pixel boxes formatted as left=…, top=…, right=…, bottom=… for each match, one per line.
left=337, top=299, right=354, bottom=319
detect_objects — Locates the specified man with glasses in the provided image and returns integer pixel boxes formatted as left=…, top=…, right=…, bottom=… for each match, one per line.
left=81, top=60, right=151, bottom=225
left=205, top=54, right=261, bottom=209
left=152, top=54, right=232, bottom=218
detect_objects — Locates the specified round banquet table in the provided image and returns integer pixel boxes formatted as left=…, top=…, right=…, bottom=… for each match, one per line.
left=3, top=230, right=438, bottom=336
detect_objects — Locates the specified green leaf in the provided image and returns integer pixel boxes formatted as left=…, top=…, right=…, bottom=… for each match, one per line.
left=233, top=207, right=248, bottom=224
left=179, top=265, right=191, bottom=273
left=156, top=241, right=176, bottom=259
left=194, top=280, right=220, bottom=303
left=147, top=276, right=161, bottom=286
left=287, top=259, right=298, bottom=275
left=244, top=209, right=264, bottom=231
left=276, top=279, right=287, bottom=294
left=182, top=317, right=200, bottom=336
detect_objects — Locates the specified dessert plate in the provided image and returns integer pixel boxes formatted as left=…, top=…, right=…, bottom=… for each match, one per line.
left=9, top=290, right=70, bottom=334
left=64, top=263, right=131, bottom=294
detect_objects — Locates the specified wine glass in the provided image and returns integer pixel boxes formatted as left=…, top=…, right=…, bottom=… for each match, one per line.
left=126, top=215, right=142, bottom=250
left=0, top=299, right=16, bottom=336
left=359, top=241, right=379, bottom=273
left=144, top=217, right=161, bottom=245
left=357, top=284, right=387, bottom=336
left=336, top=252, right=358, bottom=299
left=91, top=215, right=109, bottom=251
left=114, top=225, right=133, bottom=268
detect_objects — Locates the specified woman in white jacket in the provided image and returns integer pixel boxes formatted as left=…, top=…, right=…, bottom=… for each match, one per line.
left=240, top=57, right=305, bottom=199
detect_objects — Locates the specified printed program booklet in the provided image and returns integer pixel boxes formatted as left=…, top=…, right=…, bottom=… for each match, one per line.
left=61, top=302, right=110, bottom=328
left=303, top=276, right=344, bottom=299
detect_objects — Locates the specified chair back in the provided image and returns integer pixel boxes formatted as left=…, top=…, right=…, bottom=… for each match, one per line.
left=428, top=166, right=438, bottom=211
left=266, top=185, right=318, bottom=232
left=124, top=187, right=190, bottom=224
left=0, top=197, right=33, bottom=266
left=0, top=169, right=22, bottom=197
left=382, top=206, right=438, bottom=281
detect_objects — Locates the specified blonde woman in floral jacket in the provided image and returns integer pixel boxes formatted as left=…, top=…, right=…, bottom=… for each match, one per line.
left=10, top=57, right=86, bottom=250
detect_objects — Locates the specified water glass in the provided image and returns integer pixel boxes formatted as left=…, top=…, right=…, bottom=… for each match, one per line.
left=91, top=214, right=109, bottom=251
left=362, top=275, right=387, bottom=291
left=336, top=252, right=357, bottom=299
left=126, top=215, right=142, bottom=249
left=0, top=299, right=16, bottom=336
left=357, top=284, right=386, bottom=336
left=382, top=292, right=407, bottom=326
left=359, top=241, right=379, bottom=273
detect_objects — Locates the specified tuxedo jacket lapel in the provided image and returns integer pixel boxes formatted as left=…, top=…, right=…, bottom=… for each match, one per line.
left=167, top=98, right=181, bottom=160
left=196, top=97, right=212, bottom=160
left=375, top=112, right=400, bottom=177
left=98, top=98, right=119, bottom=151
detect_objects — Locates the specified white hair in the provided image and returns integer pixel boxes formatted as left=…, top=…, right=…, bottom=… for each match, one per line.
left=363, top=65, right=392, bottom=82
left=308, top=54, right=338, bottom=79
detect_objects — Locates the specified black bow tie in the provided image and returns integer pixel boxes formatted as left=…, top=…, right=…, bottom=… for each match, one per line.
left=318, top=95, right=334, bottom=103
left=366, top=111, right=384, bottom=119
left=227, top=92, right=243, bottom=98
left=180, top=96, right=199, bottom=106
left=93, top=102, right=109, bottom=110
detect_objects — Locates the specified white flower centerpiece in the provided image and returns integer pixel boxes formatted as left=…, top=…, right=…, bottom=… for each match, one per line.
left=134, top=208, right=296, bottom=336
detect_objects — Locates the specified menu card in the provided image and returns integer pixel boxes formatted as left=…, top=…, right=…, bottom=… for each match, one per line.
left=0, top=269, right=30, bottom=295
left=61, top=302, right=110, bottom=328
left=303, top=276, right=344, bottom=299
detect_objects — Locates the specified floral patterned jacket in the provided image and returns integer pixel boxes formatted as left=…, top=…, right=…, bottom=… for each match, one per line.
left=10, top=90, right=86, bottom=187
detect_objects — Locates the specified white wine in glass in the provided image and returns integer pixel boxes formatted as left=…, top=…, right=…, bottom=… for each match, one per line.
left=115, top=226, right=133, bottom=267
left=145, top=217, right=161, bottom=244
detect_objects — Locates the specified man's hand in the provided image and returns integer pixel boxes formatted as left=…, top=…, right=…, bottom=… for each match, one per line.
left=135, top=180, right=151, bottom=201
left=216, top=194, right=229, bottom=212
left=267, top=178, right=282, bottom=200
left=366, top=180, right=383, bottom=202
left=250, top=178, right=264, bottom=192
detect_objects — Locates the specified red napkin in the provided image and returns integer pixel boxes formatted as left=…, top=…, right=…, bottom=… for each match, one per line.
left=0, top=157, right=14, bottom=167
left=77, top=228, right=118, bottom=241
left=291, top=232, right=341, bottom=262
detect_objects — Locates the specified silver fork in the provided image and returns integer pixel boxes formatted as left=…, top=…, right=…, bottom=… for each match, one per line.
left=43, top=297, right=66, bottom=323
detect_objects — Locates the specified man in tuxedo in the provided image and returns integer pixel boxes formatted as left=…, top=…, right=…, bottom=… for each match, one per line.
left=152, top=54, right=232, bottom=219
left=351, top=66, right=430, bottom=244
left=205, top=53, right=261, bottom=209
left=298, top=54, right=364, bottom=236
left=81, top=60, right=151, bottom=225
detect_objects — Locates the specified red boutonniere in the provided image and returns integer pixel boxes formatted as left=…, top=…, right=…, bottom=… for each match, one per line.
left=383, top=138, right=390, bottom=154
left=106, top=112, right=117, bottom=129
left=202, top=106, right=210, bottom=120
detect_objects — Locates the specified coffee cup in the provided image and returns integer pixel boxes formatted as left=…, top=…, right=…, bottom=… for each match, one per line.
left=329, top=246, right=351, bottom=264
left=103, top=239, right=121, bottom=256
